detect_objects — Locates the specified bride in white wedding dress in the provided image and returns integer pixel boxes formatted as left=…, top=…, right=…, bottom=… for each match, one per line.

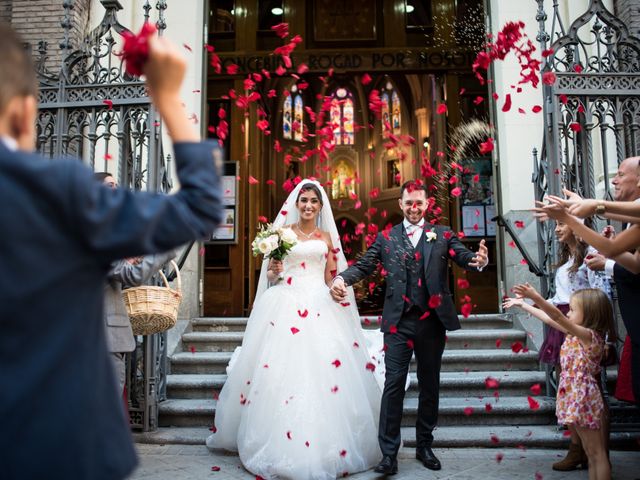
left=207, top=179, right=382, bottom=479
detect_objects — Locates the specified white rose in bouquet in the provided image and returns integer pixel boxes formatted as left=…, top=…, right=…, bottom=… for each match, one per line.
left=279, top=227, right=297, bottom=244
left=257, top=238, right=275, bottom=255
left=266, top=234, right=280, bottom=251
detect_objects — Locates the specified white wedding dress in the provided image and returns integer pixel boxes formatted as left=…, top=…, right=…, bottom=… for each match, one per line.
left=207, top=239, right=382, bottom=479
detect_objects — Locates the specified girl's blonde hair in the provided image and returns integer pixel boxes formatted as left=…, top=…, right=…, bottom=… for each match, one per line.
left=571, top=289, right=617, bottom=343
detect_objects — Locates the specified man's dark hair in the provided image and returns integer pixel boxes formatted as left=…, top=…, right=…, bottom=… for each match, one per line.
left=0, top=22, right=37, bottom=114
left=93, top=172, right=114, bottom=182
left=400, top=180, right=428, bottom=197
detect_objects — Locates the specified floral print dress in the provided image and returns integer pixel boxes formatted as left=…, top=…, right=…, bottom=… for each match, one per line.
left=556, top=330, right=605, bottom=429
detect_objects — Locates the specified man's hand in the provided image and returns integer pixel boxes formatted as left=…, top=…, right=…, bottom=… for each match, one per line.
left=329, top=277, right=347, bottom=302
left=584, top=253, right=606, bottom=272
left=567, top=198, right=599, bottom=218
left=469, top=239, right=488, bottom=269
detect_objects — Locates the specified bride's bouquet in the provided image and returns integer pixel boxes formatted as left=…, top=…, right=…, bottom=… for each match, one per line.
left=251, top=223, right=298, bottom=262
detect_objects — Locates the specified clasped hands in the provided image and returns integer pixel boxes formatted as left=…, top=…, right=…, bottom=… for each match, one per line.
left=330, top=277, right=347, bottom=302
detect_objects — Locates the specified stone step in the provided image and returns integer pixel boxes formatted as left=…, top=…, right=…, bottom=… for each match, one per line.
left=180, top=329, right=527, bottom=352
left=190, top=314, right=513, bottom=332
left=134, top=425, right=640, bottom=448
left=158, top=396, right=556, bottom=428
left=170, top=349, right=539, bottom=375
left=166, top=371, right=550, bottom=400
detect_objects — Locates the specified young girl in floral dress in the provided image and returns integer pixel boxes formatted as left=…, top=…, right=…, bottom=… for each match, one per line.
left=504, top=286, right=615, bottom=480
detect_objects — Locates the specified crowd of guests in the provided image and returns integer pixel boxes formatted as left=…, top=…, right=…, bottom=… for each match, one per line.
left=504, top=156, right=640, bottom=480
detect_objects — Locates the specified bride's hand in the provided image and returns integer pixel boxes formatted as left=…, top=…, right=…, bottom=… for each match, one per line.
left=329, top=277, right=347, bottom=302
left=269, top=259, right=283, bottom=275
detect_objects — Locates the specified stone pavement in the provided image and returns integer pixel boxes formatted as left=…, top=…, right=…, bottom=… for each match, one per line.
left=129, top=444, right=640, bottom=479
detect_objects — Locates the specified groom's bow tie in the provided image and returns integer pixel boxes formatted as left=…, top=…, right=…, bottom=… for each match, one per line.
left=405, top=223, right=424, bottom=248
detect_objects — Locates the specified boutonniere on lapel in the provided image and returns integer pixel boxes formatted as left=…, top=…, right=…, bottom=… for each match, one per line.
left=425, top=229, right=437, bottom=242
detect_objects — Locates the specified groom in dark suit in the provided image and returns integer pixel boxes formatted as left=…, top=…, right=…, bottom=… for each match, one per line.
left=331, top=180, right=488, bottom=474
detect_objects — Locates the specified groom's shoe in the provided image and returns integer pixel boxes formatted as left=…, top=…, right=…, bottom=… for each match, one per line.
left=373, top=455, right=398, bottom=475
left=416, top=447, right=441, bottom=470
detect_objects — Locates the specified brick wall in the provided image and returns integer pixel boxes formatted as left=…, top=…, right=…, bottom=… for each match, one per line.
left=0, top=0, right=12, bottom=24
left=616, top=0, right=640, bottom=37
left=8, top=0, right=91, bottom=71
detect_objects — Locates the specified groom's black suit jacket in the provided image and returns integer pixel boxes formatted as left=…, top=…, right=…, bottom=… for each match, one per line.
left=340, top=223, right=478, bottom=332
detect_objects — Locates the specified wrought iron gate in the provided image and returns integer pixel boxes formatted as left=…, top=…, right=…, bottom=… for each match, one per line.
left=533, top=0, right=640, bottom=425
left=34, top=0, right=171, bottom=431
left=534, top=0, right=640, bottom=294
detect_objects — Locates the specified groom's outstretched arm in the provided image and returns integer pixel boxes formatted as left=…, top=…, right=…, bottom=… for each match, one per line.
left=338, top=233, right=384, bottom=286
left=446, top=229, right=488, bottom=271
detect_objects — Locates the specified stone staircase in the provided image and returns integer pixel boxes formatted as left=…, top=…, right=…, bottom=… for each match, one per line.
left=134, top=313, right=632, bottom=448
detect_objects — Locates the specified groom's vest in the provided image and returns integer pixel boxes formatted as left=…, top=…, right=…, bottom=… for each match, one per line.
left=404, top=229, right=428, bottom=312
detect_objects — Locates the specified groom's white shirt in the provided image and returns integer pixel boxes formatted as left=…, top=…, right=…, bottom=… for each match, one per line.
left=403, top=218, right=425, bottom=249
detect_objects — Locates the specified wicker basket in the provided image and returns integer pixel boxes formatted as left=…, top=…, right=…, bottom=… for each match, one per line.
left=123, top=260, right=182, bottom=336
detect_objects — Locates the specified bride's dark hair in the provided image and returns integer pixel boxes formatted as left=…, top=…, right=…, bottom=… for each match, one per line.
left=296, top=183, right=324, bottom=206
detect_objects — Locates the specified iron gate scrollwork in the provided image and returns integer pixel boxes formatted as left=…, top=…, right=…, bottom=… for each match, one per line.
left=534, top=0, right=640, bottom=425
left=34, top=0, right=171, bottom=431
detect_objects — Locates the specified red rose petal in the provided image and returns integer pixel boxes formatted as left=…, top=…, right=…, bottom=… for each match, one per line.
left=290, top=327, right=300, bottom=335
left=501, top=94, right=512, bottom=112
left=527, top=396, right=540, bottom=410
left=532, top=105, right=542, bottom=113
left=120, top=22, right=157, bottom=76
left=542, top=71, right=557, bottom=85
left=211, top=466, right=221, bottom=471
left=298, top=309, right=309, bottom=318
left=428, top=294, right=442, bottom=309
left=530, top=383, right=542, bottom=395
left=485, top=376, right=500, bottom=389
left=332, top=359, right=341, bottom=368
left=436, top=103, right=448, bottom=115
left=463, top=406, right=474, bottom=416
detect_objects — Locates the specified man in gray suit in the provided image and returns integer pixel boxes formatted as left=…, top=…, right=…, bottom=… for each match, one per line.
left=95, top=172, right=176, bottom=394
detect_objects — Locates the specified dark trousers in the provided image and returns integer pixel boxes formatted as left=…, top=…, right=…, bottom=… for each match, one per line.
left=378, top=307, right=446, bottom=456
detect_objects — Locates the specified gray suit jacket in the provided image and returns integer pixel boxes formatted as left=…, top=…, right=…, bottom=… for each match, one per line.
left=105, top=250, right=176, bottom=352
left=339, top=224, right=478, bottom=332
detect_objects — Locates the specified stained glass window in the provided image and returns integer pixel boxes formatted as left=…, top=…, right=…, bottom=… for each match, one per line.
left=294, top=94, right=303, bottom=141
left=283, top=94, right=292, bottom=140
left=380, top=82, right=402, bottom=136
left=330, top=88, right=355, bottom=146
left=391, top=91, right=401, bottom=135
